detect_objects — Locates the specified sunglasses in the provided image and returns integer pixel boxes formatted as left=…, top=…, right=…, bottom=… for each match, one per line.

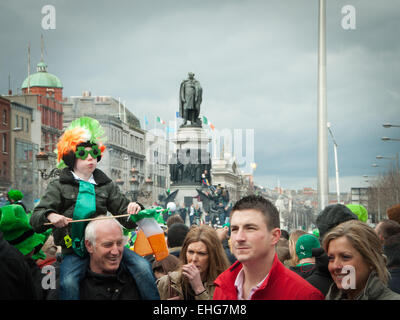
left=75, top=145, right=101, bottom=160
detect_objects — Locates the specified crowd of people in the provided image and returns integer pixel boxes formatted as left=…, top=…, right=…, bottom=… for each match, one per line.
left=167, top=185, right=232, bottom=228
left=1, top=116, right=400, bottom=301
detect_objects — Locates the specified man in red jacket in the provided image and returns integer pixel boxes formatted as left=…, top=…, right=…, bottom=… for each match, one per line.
left=213, top=195, right=324, bottom=300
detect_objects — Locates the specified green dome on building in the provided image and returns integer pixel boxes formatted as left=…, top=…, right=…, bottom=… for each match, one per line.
left=21, top=61, right=63, bottom=89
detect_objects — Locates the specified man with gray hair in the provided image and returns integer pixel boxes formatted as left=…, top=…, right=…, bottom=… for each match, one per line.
left=79, top=217, right=159, bottom=300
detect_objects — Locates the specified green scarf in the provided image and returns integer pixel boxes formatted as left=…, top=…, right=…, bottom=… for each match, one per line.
left=71, top=180, right=96, bottom=257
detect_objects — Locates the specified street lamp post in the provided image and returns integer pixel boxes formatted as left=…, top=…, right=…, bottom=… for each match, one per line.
left=382, top=137, right=400, bottom=142
left=376, top=153, right=399, bottom=174
left=35, top=147, right=60, bottom=198
left=128, top=168, right=139, bottom=202
left=127, top=168, right=154, bottom=205
left=327, top=122, right=340, bottom=204
left=383, top=123, right=400, bottom=128
left=317, top=0, right=329, bottom=211
left=36, top=147, right=60, bottom=180
left=364, top=174, right=381, bottom=223
left=129, top=177, right=139, bottom=202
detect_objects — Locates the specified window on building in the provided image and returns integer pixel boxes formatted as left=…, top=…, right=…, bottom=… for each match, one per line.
left=15, top=114, right=19, bottom=128
left=2, top=109, right=7, bottom=124
left=26, top=118, right=29, bottom=132
left=2, top=133, right=6, bottom=153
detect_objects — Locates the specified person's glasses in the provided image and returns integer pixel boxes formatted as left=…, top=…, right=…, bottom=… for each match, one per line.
left=75, top=145, right=101, bottom=160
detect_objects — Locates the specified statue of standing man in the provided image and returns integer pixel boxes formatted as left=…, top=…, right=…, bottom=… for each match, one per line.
left=179, top=72, right=202, bottom=127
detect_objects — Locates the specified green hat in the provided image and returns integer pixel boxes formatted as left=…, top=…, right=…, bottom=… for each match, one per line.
left=346, top=204, right=368, bottom=222
left=296, top=234, right=320, bottom=260
left=0, top=204, right=46, bottom=256
left=312, top=228, right=320, bottom=238
left=28, top=212, right=53, bottom=260
left=7, top=189, right=24, bottom=201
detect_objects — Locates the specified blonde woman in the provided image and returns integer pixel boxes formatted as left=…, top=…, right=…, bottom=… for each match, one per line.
left=323, top=220, right=400, bottom=300
left=157, top=225, right=230, bottom=300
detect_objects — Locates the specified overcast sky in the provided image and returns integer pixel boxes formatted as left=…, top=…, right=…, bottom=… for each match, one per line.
left=1, top=0, right=399, bottom=192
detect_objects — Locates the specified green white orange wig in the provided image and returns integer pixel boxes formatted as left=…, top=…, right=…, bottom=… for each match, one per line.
left=56, top=117, right=107, bottom=169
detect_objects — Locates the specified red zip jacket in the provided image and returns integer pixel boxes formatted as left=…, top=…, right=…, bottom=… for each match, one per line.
left=213, top=253, right=324, bottom=300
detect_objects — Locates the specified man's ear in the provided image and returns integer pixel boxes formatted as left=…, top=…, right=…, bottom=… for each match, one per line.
left=85, top=239, right=94, bottom=254
left=270, top=228, right=281, bottom=246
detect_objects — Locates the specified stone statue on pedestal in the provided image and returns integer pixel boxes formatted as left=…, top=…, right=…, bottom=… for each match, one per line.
left=179, top=72, right=202, bottom=127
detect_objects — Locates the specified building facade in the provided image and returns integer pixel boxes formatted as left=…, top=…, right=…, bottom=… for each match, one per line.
left=10, top=101, right=38, bottom=208
left=0, top=97, right=11, bottom=192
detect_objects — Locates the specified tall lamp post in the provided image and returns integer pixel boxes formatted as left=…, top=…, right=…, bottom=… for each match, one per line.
left=364, top=174, right=380, bottom=222
left=382, top=137, right=400, bottom=142
left=317, top=0, right=329, bottom=211
left=376, top=154, right=399, bottom=174
left=327, top=122, right=340, bottom=204
left=375, top=154, right=400, bottom=204
left=383, top=123, right=400, bottom=128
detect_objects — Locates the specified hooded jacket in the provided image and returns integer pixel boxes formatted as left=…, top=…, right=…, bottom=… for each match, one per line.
left=213, top=253, right=324, bottom=300
left=31, top=168, right=138, bottom=255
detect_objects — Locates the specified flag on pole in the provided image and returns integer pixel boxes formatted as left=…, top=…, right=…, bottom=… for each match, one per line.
left=156, top=116, right=166, bottom=125
left=202, top=116, right=208, bottom=125
left=176, top=111, right=180, bottom=118
left=209, top=122, right=215, bottom=131
left=144, top=115, right=149, bottom=125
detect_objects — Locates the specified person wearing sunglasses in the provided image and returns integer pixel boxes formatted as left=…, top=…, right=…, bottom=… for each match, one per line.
left=30, top=117, right=159, bottom=300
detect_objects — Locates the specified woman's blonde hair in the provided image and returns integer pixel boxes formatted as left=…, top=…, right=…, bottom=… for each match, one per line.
left=179, top=225, right=230, bottom=281
left=322, top=220, right=389, bottom=284
left=288, top=229, right=307, bottom=266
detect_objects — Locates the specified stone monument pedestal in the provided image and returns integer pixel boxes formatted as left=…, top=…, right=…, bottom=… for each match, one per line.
left=169, top=126, right=211, bottom=212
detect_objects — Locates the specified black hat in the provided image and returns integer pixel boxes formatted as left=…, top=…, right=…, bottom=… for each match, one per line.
left=316, top=204, right=358, bottom=240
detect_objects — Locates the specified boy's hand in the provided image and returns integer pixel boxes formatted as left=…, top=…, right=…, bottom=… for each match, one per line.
left=47, top=213, right=72, bottom=228
left=127, top=202, right=141, bottom=215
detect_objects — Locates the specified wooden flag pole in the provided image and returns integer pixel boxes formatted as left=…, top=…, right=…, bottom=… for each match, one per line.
left=43, top=209, right=166, bottom=226
left=43, top=213, right=132, bottom=226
